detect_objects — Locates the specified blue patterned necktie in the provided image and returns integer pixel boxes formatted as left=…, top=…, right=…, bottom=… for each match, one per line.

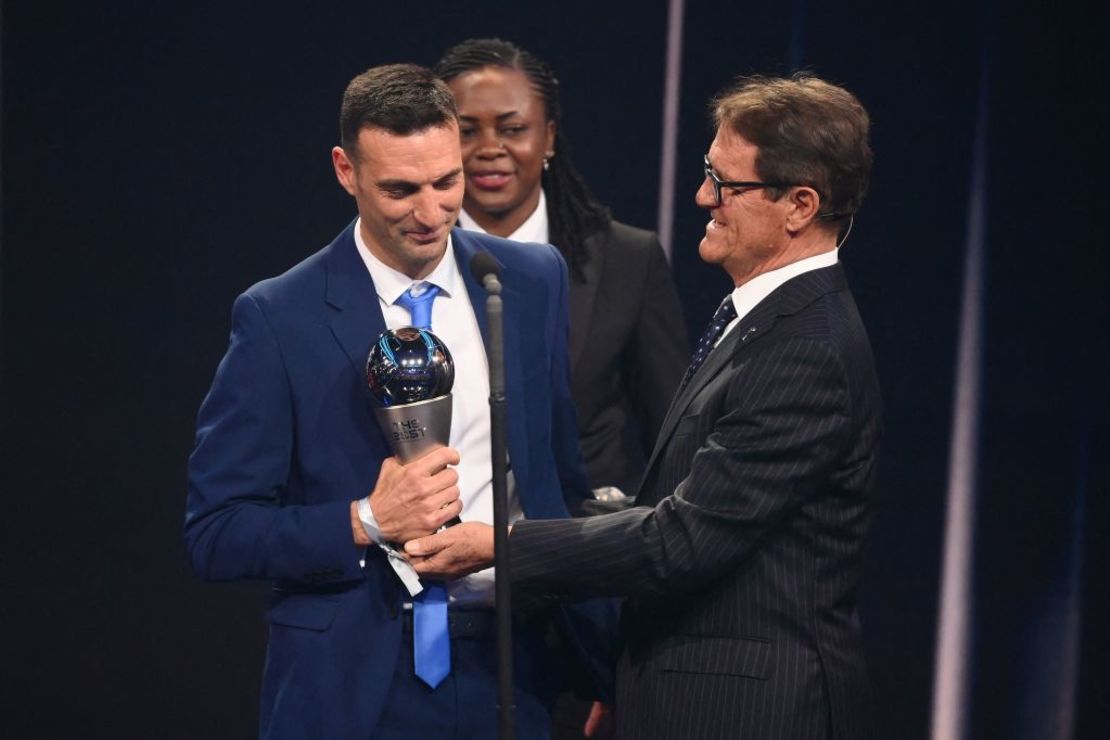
left=681, top=294, right=737, bottom=389
left=394, top=282, right=440, bottom=331
left=394, top=281, right=450, bottom=688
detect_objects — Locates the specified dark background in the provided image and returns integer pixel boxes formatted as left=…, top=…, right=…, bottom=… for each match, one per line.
left=2, top=1, right=1106, bottom=738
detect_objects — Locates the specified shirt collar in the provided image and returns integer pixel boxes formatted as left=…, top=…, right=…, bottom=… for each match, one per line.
left=352, top=217, right=462, bottom=304
left=457, top=189, right=549, bottom=245
left=730, top=248, right=839, bottom=323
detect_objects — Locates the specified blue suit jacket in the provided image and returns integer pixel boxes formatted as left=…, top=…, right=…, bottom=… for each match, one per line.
left=185, top=224, right=597, bottom=739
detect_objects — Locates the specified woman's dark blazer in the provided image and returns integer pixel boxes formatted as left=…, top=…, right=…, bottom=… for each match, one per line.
left=566, top=220, right=689, bottom=494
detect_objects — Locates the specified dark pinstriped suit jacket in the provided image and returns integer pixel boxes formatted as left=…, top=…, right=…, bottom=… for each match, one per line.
left=511, top=264, right=881, bottom=740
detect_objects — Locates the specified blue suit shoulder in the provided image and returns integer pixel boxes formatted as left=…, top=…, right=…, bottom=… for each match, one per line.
left=452, top=227, right=567, bottom=284
left=244, top=244, right=330, bottom=307
left=235, top=225, right=361, bottom=324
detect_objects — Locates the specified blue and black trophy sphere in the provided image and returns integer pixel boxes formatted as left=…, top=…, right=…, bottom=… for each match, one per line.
left=366, top=327, right=454, bottom=463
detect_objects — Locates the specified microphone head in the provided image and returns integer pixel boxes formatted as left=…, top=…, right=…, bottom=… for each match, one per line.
left=469, top=251, right=501, bottom=283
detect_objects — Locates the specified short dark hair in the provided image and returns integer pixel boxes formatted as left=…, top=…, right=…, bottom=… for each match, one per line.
left=713, top=74, right=872, bottom=220
left=339, top=63, right=458, bottom=155
left=435, top=38, right=610, bottom=282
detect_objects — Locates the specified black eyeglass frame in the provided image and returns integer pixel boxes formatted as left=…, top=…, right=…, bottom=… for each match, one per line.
left=701, top=154, right=853, bottom=222
left=702, top=154, right=796, bottom=207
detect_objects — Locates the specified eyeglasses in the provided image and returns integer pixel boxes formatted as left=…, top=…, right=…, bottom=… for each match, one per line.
left=702, top=154, right=796, bottom=207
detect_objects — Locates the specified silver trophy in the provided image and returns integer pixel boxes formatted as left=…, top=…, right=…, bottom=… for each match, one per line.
left=365, top=327, right=454, bottom=463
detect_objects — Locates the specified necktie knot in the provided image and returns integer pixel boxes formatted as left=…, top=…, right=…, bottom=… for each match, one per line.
left=395, top=283, right=440, bottom=329
left=681, top=294, right=737, bottom=388
left=710, top=294, right=737, bottom=323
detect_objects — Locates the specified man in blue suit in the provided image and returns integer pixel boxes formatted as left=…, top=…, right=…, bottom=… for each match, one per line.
left=185, top=63, right=599, bottom=740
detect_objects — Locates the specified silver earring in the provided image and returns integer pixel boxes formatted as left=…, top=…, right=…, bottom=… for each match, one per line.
left=543, top=158, right=550, bottom=171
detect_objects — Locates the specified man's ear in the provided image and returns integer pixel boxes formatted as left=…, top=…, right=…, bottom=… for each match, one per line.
left=332, top=146, right=358, bottom=196
left=785, top=186, right=822, bottom=234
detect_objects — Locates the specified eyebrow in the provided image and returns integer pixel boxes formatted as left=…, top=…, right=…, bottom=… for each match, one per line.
left=376, top=167, right=464, bottom=190
left=459, top=111, right=523, bottom=122
left=434, top=167, right=465, bottom=183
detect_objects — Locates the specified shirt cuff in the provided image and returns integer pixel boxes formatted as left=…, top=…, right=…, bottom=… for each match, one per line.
left=356, top=498, right=423, bottom=595
left=357, top=497, right=385, bottom=544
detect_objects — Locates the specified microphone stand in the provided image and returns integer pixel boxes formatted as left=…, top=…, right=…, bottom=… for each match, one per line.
left=483, top=271, right=515, bottom=740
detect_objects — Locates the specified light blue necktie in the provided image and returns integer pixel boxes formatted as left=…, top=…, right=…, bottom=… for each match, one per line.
left=394, top=282, right=450, bottom=688
left=394, top=282, right=440, bottom=333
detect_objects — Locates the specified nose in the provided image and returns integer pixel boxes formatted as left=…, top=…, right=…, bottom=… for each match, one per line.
left=475, top=127, right=504, bottom=159
left=695, top=177, right=717, bottom=209
left=411, top=190, right=441, bottom=227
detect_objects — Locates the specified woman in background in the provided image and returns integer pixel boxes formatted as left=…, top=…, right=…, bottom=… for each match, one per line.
left=436, top=38, right=689, bottom=503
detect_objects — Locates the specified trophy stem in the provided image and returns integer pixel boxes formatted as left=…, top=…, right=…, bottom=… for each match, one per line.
left=372, top=394, right=453, bottom=464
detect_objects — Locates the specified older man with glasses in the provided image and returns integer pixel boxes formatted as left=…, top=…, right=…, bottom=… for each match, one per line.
left=408, top=73, right=881, bottom=740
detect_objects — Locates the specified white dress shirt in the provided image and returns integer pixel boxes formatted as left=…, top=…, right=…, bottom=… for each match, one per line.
left=458, top=194, right=633, bottom=500
left=354, top=219, right=521, bottom=606
left=719, top=249, right=840, bottom=345
left=457, top=190, right=549, bottom=244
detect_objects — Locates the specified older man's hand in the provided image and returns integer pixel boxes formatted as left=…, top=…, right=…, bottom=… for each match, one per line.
left=405, top=521, right=495, bottom=579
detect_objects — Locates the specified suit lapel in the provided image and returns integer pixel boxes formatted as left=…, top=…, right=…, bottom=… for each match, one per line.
left=567, top=232, right=604, bottom=370
left=452, top=229, right=491, bottom=342
left=638, top=307, right=774, bottom=494
left=325, top=222, right=387, bottom=379
left=452, top=230, right=532, bottom=491
left=676, top=299, right=777, bottom=409
left=500, top=279, right=528, bottom=490
left=636, top=265, right=848, bottom=499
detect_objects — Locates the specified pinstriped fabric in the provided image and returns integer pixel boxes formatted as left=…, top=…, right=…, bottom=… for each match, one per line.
left=512, top=265, right=880, bottom=739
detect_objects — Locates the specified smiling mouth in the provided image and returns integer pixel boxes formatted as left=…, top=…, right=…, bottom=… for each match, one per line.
left=406, top=227, right=445, bottom=245
left=469, top=172, right=512, bottom=190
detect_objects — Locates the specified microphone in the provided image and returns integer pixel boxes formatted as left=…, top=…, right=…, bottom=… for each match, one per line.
left=469, top=249, right=515, bottom=737
left=470, top=251, right=502, bottom=295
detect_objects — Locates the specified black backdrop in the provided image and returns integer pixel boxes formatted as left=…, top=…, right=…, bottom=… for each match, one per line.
left=2, top=1, right=1106, bottom=738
